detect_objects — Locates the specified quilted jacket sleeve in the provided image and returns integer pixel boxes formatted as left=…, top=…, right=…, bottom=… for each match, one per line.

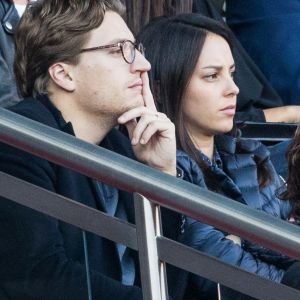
left=176, top=151, right=285, bottom=286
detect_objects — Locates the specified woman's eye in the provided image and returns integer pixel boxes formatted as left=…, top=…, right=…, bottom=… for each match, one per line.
left=230, top=71, right=236, bottom=79
left=204, top=73, right=218, bottom=80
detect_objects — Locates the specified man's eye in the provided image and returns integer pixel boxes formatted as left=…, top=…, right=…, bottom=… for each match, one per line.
left=109, top=48, right=122, bottom=54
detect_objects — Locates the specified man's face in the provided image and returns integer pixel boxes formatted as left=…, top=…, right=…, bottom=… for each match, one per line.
left=71, top=11, right=151, bottom=123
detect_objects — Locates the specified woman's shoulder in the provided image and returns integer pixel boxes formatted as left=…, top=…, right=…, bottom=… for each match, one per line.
left=176, top=150, right=206, bottom=187
left=176, top=149, right=198, bottom=170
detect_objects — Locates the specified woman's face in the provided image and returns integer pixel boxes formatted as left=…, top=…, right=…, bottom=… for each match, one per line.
left=182, top=33, right=239, bottom=140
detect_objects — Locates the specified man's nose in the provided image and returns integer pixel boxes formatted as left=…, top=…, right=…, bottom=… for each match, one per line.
left=131, top=50, right=151, bottom=73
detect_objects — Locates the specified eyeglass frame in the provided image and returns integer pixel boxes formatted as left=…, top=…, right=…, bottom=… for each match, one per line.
left=80, top=39, right=145, bottom=64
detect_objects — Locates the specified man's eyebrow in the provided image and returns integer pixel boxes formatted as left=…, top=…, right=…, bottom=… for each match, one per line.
left=105, top=38, right=135, bottom=44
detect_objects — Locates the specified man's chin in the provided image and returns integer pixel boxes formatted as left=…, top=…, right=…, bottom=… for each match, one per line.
left=129, top=96, right=145, bottom=109
left=117, top=98, right=144, bottom=119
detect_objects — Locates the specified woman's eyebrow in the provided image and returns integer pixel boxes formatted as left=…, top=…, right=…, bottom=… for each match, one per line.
left=201, top=65, right=223, bottom=70
left=201, top=63, right=236, bottom=70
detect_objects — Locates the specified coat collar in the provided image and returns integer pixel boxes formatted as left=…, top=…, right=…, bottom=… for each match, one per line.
left=36, top=95, right=75, bottom=135
left=215, top=134, right=270, bottom=162
left=33, top=95, right=136, bottom=223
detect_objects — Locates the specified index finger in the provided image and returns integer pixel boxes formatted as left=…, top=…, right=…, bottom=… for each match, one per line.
left=141, top=71, right=157, bottom=112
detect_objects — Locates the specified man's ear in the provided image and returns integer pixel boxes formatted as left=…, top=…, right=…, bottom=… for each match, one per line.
left=48, top=63, right=75, bottom=92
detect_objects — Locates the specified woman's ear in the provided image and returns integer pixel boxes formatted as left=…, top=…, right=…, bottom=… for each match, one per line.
left=48, top=63, right=75, bottom=92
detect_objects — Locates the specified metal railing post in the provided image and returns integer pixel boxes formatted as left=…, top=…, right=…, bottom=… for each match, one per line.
left=134, top=193, right=168, bottom=300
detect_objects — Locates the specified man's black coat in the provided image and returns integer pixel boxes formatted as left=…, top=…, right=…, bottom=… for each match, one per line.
left=0, top=96, right=143, bottom=299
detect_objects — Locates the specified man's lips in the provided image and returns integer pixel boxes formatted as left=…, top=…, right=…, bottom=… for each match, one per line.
left=128, top=80, right=143, bottom=89
left=220, top=105, right=236, bottom=115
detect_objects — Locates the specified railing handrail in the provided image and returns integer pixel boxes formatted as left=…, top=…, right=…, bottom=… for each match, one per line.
left=0, top=107, right=299, bottom=260
left=1, top=107, right=300, bottom=299
left=238, top=120, right=296, bottom=141
left=2, top=170, right=299, bottom=299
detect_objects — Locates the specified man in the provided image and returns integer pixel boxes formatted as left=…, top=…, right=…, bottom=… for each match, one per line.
left=0, top=0, right=28, bottom=107
left=0, top=0, right=176, bottom=299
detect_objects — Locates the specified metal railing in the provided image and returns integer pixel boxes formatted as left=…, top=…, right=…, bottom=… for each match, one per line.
left=0, top=108, right=300, bottom=299
left=239, top=121, right=296, bottom=143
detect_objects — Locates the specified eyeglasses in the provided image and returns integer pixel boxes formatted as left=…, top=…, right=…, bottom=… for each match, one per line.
left=80, top=40, right=145, bottom=64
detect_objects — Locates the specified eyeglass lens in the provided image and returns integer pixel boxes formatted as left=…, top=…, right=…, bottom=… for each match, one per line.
left=122, top=41, right=145, bottom=64
left=122, top=41, right=135, bottom=64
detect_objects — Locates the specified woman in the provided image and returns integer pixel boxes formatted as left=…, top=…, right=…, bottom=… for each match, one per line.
left=138, top=14, right=294, bottom=299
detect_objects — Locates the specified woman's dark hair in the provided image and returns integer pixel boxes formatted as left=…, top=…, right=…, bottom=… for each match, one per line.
left=137, top=13, right=271, bottom=190
left=280, top=126, right=300, bottom=220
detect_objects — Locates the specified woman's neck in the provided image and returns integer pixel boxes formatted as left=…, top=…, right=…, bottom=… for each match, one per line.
left=190, top=131, right=215, bottom=160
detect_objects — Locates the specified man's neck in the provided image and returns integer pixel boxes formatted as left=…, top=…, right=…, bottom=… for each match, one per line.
left=49, top=93, right=115, bottom=145
left=63, top=113, right=115, bottom=145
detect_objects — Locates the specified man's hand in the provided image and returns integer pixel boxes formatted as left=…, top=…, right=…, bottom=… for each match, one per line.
left=118, top=72, right=176, bottom=176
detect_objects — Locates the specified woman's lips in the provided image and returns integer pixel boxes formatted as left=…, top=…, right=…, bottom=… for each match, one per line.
left=220, top=105, right=236, bottom=116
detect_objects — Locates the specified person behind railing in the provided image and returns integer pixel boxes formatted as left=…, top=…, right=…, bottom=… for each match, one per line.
left=0, top=0, right=178, bottom=299
left=279, top=128, right=300, bottom=290
left=281, top=127, right=300, bottom=225
left=226, top=0, right=300, bottom=108
left=0, top=0, right=29, bottom=107
left=137, top=14, right=298, bottom=299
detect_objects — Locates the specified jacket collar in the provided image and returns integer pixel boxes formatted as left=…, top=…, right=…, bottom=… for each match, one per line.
left=35, top=94, right=136, bottom=159
left=215, top=134, right=270, bottom=162
left=36, top=94, right=75, bottom=135
left=215, top=134, right=237, bottom=154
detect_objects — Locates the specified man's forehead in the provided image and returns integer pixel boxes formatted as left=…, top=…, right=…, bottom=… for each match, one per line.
left=87, top=11, right=134, bottom=45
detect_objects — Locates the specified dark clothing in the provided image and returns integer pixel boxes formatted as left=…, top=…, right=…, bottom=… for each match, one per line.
left=0, top=0, right=22, bottom=106
left=268, top=140, right=291, bottom=181
left=193, top=0, right=283, bottom=122
left=226, top=0, right=300, bottom=105
left=282, top=262, right=300, bottom=290
left=173, top=135, right=292, bottom=299
left=0, top=96, right=142, bottom=299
